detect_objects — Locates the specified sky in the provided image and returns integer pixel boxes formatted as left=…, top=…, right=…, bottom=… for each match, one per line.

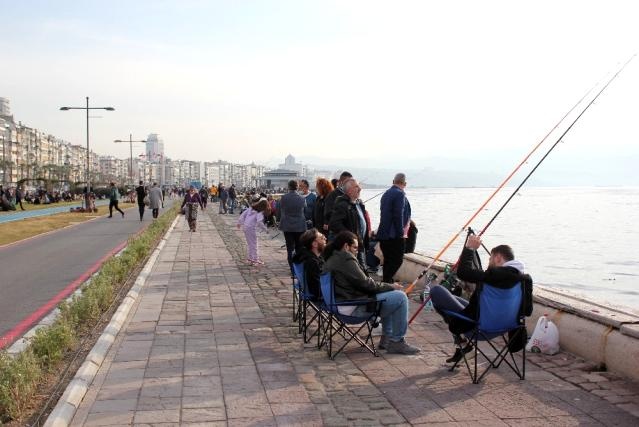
left=2, top=0, right=638, bottom=185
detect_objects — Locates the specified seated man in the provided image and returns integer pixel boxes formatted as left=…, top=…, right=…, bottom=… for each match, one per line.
left=292, top=228, right=326, bottom=299
left=322, top=230, right=421, bottom=355
left=431, top=234, right=532, bottom=363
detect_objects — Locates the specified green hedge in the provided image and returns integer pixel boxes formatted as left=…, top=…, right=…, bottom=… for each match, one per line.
left=0, top=204, right=178, bottom=422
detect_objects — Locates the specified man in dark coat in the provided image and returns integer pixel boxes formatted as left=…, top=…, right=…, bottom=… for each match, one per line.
left=376, top=173, right=411, bottom=282
left=228, top=184, right=237, bottom=214
left=328, top=178, right=369, bottom=267
left=279, top=180, right=307, bottom=276
left=135, top=180, right=147, bottom=221
left=323, top=171, right=352, bottom=234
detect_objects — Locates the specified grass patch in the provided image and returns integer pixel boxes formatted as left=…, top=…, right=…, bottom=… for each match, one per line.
left=0, top=204, right=178, bottom=423
left=0, top=200, right=85, bottom=214
left=0, top=211, right=103, bottom=246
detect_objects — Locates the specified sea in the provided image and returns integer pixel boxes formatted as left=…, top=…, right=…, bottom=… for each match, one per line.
left=360, top=187, right=639, bottom=313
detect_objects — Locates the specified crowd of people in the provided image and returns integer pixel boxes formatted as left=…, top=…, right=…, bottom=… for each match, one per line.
left=0, top=184, right=80, bottom=211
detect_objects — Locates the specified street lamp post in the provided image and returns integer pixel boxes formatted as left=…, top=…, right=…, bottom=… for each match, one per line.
left=60, top=97, right=114, bottom=209
left=114, top=134, right=146, bottom=187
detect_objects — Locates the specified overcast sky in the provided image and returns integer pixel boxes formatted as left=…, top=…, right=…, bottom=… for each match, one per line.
left=2, top=0, right=638, bottom=185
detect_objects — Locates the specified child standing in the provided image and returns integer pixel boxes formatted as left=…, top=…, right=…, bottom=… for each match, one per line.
left=237, top=199, right=270, bottom=265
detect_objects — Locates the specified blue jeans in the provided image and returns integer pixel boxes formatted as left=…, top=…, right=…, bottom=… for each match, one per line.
left=353, top=290, right=408, bottom=342
left=430, top=285, right=468, bottom=314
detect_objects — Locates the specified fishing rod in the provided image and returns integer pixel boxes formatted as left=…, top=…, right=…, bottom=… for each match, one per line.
left=477, top=54, right=635, bottom=237
left=401, top=65, right=606, bottom=296
left=363, top=191, right=384, bottom=204
left=406, top=54, right=635, bottom=324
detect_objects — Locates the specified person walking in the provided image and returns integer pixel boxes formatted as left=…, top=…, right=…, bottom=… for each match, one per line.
left=376, top=173, right=411, bottom=283
left=135, top=180, right=147, bottom=221
left=219, top=185, right=229, bottom=214
left=199, top=186, right=208, bottom=209
left=279, top=180, right=307, bottom=277
left=237, top=198, right=270, bottom=265
left=108, top=182, right=125, bottom=218
left=149, top=182, right=163, bottom=219
left=228, top=184, right=237, bottom=214
left=15, top=186, right=25, bottom=211
left=181, top=185, right=204, bottom=232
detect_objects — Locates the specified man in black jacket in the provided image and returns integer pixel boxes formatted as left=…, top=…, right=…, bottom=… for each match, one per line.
left=292, top=228, right=326, bottom=299
left=323, top=171, right=352, bottom=233
left=328, top=178, right=368, bottom=267
left=431, top=234, right=532, bottom=363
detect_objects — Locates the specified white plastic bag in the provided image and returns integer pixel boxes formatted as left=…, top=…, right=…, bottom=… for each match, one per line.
left=526, top=314, right=560, bottom=355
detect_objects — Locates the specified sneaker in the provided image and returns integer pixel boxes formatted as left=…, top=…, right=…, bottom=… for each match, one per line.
left=378, top=335, right=388, bottom=350
left=446, top=344, right=474, bottom=364
left=385, top=338, right=421, bottom=355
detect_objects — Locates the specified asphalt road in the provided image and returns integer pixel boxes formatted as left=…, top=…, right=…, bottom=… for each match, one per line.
left=0, top=200, right=176, bottom=346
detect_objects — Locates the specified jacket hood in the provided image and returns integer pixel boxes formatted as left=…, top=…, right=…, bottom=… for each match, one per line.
left=503, top=259, right=525, bottom=273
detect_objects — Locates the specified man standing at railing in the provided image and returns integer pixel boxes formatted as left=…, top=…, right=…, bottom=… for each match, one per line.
left=376, top=173, right=411, bottom=283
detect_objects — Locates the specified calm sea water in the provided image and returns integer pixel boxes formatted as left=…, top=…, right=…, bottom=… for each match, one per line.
left=361, top=187, right=639, bottom=313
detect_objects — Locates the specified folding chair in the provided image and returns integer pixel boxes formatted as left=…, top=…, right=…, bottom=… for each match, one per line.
left=319, top=272, right=384, bottom=360
left=292, top=270, right=301, bottom=323
left=292, top=263, right=325, bottom=347
left=445, top=282, right=526, bottom=384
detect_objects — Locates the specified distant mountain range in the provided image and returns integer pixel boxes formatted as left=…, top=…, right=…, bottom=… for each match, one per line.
left=264, top=152, right=639, bottom=187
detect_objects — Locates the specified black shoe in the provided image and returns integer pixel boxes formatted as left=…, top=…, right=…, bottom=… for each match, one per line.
left=446, top=344, right=474, bottom=364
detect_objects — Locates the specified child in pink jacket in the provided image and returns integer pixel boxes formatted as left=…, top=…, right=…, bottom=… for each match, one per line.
left=237, top=199, right=270, bottom=265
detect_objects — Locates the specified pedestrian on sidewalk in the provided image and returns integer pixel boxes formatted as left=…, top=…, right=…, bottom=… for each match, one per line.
left=149, top=182, right=163, bottom=219
left=219, top=184, right=229, bottom=214
left=237, top=198, right=270, bottom=265
left=135, top=180, right=147, bottom=221
left=182, top=185, right=204, bottom=231
left=108, top=182, right=125, bottom=218
left=279, top=180, right=307, bottom=277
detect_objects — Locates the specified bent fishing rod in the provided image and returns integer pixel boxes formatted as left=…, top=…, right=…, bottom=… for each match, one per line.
left=477, top=55, right=635, bottom=237
left=406, top=54, right=635, bottom=324
left=401, top=65, right=607, bottom=296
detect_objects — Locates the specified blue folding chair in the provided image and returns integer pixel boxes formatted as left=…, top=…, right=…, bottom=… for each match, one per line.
left=319, top=272, right=384, bottom=360
left=292, top=263, right=325, bottom=347
left=444, top=282, right=527, bottom=383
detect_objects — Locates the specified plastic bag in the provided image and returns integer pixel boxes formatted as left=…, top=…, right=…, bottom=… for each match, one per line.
left=526, top=314, right=560, bottom=355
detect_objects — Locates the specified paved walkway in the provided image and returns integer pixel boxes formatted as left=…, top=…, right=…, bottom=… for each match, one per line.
left=68, top=209, right=639, bottom=426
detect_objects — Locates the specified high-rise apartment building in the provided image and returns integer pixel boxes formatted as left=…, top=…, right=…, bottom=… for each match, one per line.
left=145, top=133, right=164, bottom=163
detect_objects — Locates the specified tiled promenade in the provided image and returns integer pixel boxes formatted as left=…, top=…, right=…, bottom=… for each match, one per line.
left=69, top=209, right=639, bottom=426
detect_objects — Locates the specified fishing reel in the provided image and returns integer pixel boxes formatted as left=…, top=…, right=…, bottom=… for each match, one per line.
left=440, top=264, right=463, bottom=297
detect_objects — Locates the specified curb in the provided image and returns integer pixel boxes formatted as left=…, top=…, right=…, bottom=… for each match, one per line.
left=43, top=215, right=180, bottom=427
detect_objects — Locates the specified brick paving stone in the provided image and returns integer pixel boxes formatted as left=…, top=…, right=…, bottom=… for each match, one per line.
left=65, top=211, right=639, bottom=426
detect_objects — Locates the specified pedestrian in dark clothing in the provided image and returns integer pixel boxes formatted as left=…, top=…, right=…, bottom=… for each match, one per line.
left=136, top=180, right=146, bottom=221
left=329, top=178, right=369, bottom=267
left=15, top=187, right=25, bottom=210
left=323, top=171, right=352, bottom=234
left=219, top=185, right=229, bottom=214
left=376, top=173, right=411, bottom=282
left=279, top=180, right=307, bottom=276
left=108, top=182, right=125, bottom=218
left=228, top=184, right=237, bottom=214
left=199, top=187, right=208, bottom=209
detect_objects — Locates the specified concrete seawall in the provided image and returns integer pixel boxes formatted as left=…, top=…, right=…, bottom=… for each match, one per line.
left=395, top=252, right=639, bottom=382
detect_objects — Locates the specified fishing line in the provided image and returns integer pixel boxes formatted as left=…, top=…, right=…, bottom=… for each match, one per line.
left=406, top=53, right=635, bottom=324
left=401, top=66, right=605, bottom=296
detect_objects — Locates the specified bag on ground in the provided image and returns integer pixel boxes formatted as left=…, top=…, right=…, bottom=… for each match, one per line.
left=526, top=314, right=559, bottom=355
